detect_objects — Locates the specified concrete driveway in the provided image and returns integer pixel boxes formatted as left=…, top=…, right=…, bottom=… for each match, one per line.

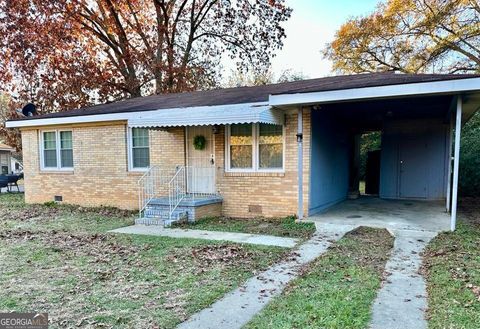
left=309, top=196, right=449, bottom=329
left=308, top=196, right=450, bottom=232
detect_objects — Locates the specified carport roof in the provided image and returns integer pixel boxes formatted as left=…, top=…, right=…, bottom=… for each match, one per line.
left=6, top=72, right=480, bottom=125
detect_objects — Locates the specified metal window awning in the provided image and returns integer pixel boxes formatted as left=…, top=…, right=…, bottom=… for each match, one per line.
left=128, top=103, right=283, bottom=128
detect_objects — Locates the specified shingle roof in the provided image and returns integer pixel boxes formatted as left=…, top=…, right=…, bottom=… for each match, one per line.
left=12, top=72, right=480, bottom=121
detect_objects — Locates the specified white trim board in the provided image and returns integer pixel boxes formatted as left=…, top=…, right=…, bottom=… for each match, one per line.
left=269, top=77, right=480, bottom=106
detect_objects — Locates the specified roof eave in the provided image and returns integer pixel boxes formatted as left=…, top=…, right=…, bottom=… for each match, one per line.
left=269, top=77, right=480, bottom=107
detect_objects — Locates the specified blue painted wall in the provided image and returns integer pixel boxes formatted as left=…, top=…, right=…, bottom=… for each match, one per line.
left=309, top=111, right=350, bottom=215
left=380, top=119, right=449, bottom=200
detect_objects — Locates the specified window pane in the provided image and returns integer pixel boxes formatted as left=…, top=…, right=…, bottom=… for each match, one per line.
left=230, top=124, right=253, bottom=169
left=43, top=132, right=56, bottom=150
left=132, top=128, right=149, bottom=147
left=44, top=150, right=57, bottom=167
left=230, top=124, right=253, bottom=145
left=230, top=145, right=253, bottom=168
left=259, top=124, right=283, bottom=169
left=259, top=144, right=283, bottom=168
left=133, top=148, right=150, bottom=168
left=60, top=131, right=72, bottom=149
left=61, top=149, right=73, bottom=168
left=259, top=124, right=282, bottom=143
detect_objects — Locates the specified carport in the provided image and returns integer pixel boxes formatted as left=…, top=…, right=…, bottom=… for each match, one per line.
left=269, top=73, right=480, bottom=231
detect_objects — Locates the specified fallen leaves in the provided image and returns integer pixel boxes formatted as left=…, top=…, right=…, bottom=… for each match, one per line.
left=0, top=199, right=135, bottom=224
left=192, top=245, right=252, bottom=264
left=0, top=194, right=286, bottom=329
left=466, top=283, right=480, bottom=301
left=0, top=229, right=147, bottom=265
left=0, top=204, right=62, bottom=222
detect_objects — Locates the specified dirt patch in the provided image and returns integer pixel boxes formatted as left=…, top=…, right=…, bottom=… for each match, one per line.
left=191, top=245, right=254, bottom=265
left=330, top=226, right=394, bottom=274
left=459, top=197, right=480, bottom=227
left=166, top=244, right=266, bottom=274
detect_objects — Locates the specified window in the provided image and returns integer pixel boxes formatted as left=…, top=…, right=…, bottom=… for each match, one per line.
left=129, top=128, right=150, bottom=170
left=0, top=153, right=9, bottom=174
left=226, top=123, right=284, bottom=172
left=41, top=130, right=74, bottom=170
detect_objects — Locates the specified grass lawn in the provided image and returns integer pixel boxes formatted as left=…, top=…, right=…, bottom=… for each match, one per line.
left=422, top=198, right=480, bottom=329
left=173, top=216, right=316, bottom=240
left=245, top=226, right=394, bottom=329
left=0, top=194, right=287, bottom=328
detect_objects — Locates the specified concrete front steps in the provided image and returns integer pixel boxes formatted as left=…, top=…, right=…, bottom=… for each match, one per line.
left=136, top=195, right=223, bottom=226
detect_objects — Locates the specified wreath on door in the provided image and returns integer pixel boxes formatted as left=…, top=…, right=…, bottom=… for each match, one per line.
left=193, top=135, right=206, bottom=150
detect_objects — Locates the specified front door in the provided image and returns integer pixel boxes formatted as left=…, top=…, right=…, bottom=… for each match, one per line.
left=186, top=126, right=216, bottom=194
left=399, top=134, right=428, bottom=199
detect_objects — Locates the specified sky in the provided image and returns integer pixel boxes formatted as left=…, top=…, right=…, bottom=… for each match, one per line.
left=268, top=0, right=381, bottom=79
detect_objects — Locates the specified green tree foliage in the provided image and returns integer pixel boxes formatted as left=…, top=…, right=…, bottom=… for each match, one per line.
left=460, top=111, right=480, bottom=196
left=359, top=132, right=382, bottom=181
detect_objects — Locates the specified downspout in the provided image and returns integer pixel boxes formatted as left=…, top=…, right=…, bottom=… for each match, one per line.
left=297, top=107, right=304, bottom=220
left=451, top=97, right=463, bottom=231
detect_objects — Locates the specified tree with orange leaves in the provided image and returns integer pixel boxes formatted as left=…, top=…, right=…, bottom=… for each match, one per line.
left=0, top=0, right=291, bottom=149
left=325, top=0, right=480, bottom=74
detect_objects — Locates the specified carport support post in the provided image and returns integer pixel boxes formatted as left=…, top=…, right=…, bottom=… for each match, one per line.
left=297, top=107, right=304, bottom=220
left=451, top=97, right=463, bottom=231
left=446, top=117, right=454, bottom=212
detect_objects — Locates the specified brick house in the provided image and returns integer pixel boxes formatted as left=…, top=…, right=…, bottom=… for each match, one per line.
left=6, top=72, right=480, bottom=229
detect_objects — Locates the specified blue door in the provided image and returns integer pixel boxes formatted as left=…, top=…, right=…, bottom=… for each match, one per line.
left=399, top=135, right=428, bottom=199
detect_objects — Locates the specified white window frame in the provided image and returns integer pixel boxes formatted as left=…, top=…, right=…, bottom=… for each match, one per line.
left=225, top=123, right=286, bottom=173
left=39, top=129, right=74, bottom=171
left=127, top=127, right=151, bottom=172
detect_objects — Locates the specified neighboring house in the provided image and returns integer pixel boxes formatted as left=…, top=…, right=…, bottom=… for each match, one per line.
left=0, top=143, right=14, bottom=174
left=6, top=72, right=480, bottom=229
left=11, top=157, right=23, bottom=174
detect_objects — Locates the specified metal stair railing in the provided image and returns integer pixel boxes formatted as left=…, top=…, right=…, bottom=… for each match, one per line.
left=139, top=165, right=218, bottom=222
left=168, top=166, right=186, bottom=219
left=138, top=166, right=175, bottom=219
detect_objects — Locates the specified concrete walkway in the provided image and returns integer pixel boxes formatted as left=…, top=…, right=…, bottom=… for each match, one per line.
left=370, top=229, right=437, bottom=329
left=110, top=224, right=300, bottom=248
left=177, top=224, right=355, bottom=329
